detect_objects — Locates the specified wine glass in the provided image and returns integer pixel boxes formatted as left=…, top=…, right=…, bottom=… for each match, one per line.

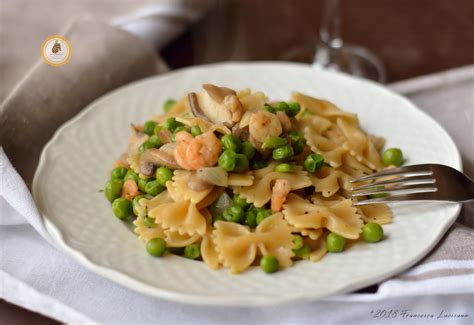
left=282, top=0, right=387, bottom=83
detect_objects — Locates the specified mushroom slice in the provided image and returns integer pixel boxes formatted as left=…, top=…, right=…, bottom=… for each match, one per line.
left=188, top=84, right=244, bottom=126
left=232, top=124, right=249, bottom=141
left=139, top=148, right=180, bottom=175
left=202, top=84, right=236, bottom=102
left=188, top=92, right=208, bottom=121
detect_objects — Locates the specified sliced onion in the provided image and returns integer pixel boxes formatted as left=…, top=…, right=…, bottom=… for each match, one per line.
left=159, top=143, right=178, bottom=156
left=188, top=173, right=213, bottom=191
left=238, top=110, right=254, bottom=128
left=196, top=166, right=228, bottom=187
left=208, top=191, right=233, bottom=218
left=158, top=129, right=173, bottom=144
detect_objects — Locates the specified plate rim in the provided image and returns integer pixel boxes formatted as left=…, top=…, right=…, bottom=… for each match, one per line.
left=32, top=61, right=462, bottom=306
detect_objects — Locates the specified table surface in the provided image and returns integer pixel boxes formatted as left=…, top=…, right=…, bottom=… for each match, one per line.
left=2, top=0, right=473, bottom=323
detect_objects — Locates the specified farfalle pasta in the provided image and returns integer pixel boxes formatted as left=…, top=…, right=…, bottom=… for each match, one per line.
left=104, top=85, right=400, bottom=274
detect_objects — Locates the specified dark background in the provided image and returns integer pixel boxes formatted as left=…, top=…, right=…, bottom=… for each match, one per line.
left=162, top=0, right=474, bottom=82
left=1, top=0, right=473, bottom=323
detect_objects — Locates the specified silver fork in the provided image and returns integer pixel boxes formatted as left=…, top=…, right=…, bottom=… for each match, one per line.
left=350, top=164, right=474, bottom=206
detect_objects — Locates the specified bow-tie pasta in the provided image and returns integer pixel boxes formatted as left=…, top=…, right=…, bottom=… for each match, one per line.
left=283, top=194, right=362, bottom=239
left=105, top=85, right=398, bottom=274
left=214, top=213, right=294, bottom=273
left=232, top=163, right=312, bottom=208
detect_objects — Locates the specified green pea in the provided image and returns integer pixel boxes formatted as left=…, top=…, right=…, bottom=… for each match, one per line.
left=233, top=154, right=249, bottom=172
left=233, top=194, right=250, bottom=209
left=218, top=150, right=236, bottom=171
left=241, top=141, right=255, bottom=160
left=293, top=235, right=304, bottom=250
left=288, top=131, right=303, bottom=142
left=111, top=198, right=132, bottom=219
left=143, top=120, right=158, bottom=135
left=223, top=206, right=245, bottom=223
left=105, top=179, right=123, bottom=202
left=274, top=163, right=294, bottom=173
left=264, top=103, right=276, bottom=113
left=148, top=135, right=163, bottom=148
left=132, top=195, right=146, bottom=216
left=287, top=102, right=301, bottom=117
left=288, top=131, right=306, bottom=155
left=292, top=139, right=306, bottom=155
left=362, top=223, right=384, bottom=243
left=326, top=232, right=346, bottom=253
left=293, top=244, right=312, bottom=259
left=138, top=141, right=155, bottom=153
left=163, top=117, right=182, bottom=132
left=146, top=238, right=167, bottom=257
left=260, top=255, right=279, bottom=273
left=221, top=134, right=242, bottom=152
left=153, top=124, right=162, bottom=136
left=304, top=154, right=324, bottom=173
left=156, top=167, right=173, bottom=186
left=256, top=208, right=272, bottom=225
left=173, top=126, right=187, bottom=134
left=124, top=169, right=139, bottom=183
left=145, top=180, right=165, bottom=196
left=252, top=160, right=268, bottom=170
left=262, top=136, right=287, bottom=149
left=275, top=102, right=289, bottom=112
left=244, top=208, right=258, bottom=228
left=111, top=167, right=127, bottom=180
left=272, top=145, right=294, bottom=161
left=184, top=243, right=201, bottom=260
left=138, top=178, right=148, bottom=192
left=143, top=216, right=156, bottom=228
left=190, top=125, right=202, bottom=137
left=163, top=99, right=176, bottom=112
left=382, top=148, right=404, bottom=166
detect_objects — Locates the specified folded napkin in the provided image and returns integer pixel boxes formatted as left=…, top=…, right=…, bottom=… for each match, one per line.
left=0, top=0, right=212, bottom=184
left=1, top=0, right=473, bottom=321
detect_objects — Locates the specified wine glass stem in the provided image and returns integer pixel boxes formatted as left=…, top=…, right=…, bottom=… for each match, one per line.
left=319, top=0, right=343, bottom=49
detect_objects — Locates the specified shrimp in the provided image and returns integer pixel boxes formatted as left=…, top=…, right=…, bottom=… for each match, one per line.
left=271, top=179, right=291, bottom=212
left=175, top=130, right=194, bottom=143
left=249, top=111, right=282, bottom=144
left=122, top=179, right=139, bottom=201
left=276, top=111, right=292, bottom=132
left=174, top=131, right=222, bottom=170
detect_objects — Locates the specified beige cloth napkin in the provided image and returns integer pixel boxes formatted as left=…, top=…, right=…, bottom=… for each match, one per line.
left=0, top=0, right=158, bottom=101
left=0, top=18, right=159, bottom=183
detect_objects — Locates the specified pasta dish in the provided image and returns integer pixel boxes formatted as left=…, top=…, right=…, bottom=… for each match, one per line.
left=104, top=84, right=404, bottom=274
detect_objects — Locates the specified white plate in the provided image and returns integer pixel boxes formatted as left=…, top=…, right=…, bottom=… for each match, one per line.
left=33, top=62, right=461, bottom=306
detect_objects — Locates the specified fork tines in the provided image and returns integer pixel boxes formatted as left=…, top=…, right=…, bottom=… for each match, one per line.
left=350, top=164, right=438, bottom=205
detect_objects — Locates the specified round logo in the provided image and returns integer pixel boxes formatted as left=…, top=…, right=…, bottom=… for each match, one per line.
left=41, top=36, right=72, bottom=67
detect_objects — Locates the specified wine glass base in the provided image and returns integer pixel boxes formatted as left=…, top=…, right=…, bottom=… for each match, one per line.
left=280, top=43, right=387, bottom=83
